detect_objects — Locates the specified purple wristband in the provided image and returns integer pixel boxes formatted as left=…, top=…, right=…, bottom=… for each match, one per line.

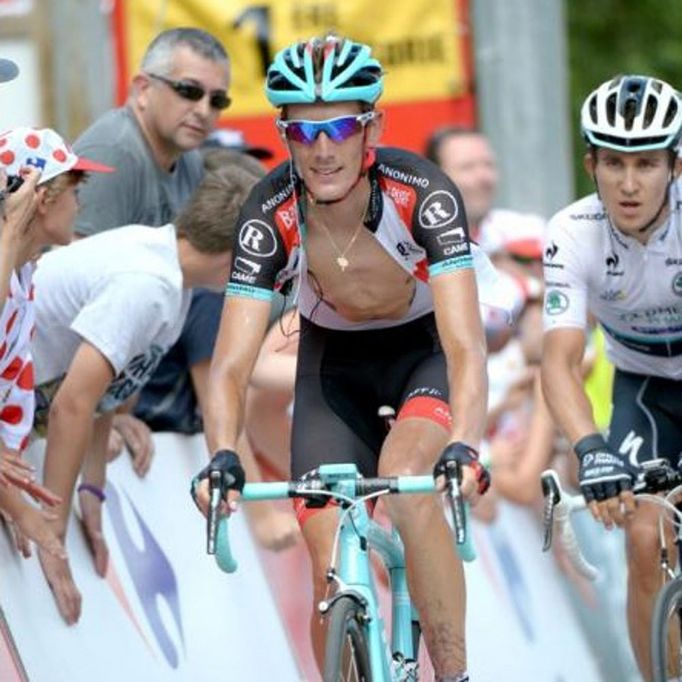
left=77, top=483, right=106, bottom=502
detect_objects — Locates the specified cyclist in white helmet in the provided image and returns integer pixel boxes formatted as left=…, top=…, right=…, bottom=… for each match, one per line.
left=541, top=74, right=682, bottom=677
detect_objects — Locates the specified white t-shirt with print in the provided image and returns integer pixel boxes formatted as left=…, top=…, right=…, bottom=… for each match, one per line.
left=32, top=224, right=192, bottom=417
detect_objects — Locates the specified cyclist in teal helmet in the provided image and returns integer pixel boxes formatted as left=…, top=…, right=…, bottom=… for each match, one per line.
left=196, top=33, right=502, bottom=682
left=265, top=34, right=385, bottom=205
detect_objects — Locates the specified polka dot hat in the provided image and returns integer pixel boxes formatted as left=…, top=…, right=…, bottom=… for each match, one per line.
left=0, top=126, right=114, bottom=184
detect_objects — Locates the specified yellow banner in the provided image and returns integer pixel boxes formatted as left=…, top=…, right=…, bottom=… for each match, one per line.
left=123, top=0, right=465, bottom=116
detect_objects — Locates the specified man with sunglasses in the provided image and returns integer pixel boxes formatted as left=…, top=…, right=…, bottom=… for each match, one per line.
left=193, top=35, right=509, bottom=682
left=70, top=27, right=230, bottom=470
left=74, top=27, right=230, bottom=236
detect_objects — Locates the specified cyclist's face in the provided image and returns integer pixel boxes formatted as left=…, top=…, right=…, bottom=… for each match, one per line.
left=282, top=101, right=382, bottom=203
left=136, top=46, right=230, bottom=157
left=437, top=133, right=498, bottom=230
left=585, top=148, right=681, bottom=238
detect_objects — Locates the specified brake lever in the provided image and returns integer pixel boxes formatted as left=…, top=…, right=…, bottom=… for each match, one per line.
left=540, top=470, right=560, bottom=552
left=207, top=469, right=223, bottom=555
left=444, top=461, right=466, bottom=545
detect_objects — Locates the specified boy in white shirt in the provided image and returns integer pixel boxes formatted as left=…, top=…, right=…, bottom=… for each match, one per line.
left=30, top=162, right=256, bottom=625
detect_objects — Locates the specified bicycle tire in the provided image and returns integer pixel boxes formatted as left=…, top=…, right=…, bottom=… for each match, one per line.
left=651, top=577, right=682, bottom=681
left=323, top=595, right=373, bottom=682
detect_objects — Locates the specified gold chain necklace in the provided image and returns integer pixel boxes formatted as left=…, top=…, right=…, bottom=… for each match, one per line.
left=312, top=200, right=368, bottom=272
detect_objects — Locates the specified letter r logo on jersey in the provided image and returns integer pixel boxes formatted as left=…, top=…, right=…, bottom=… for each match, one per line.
left=418, top=190, right=458, bottom=229
left=238, top=220, right=277, bottom=258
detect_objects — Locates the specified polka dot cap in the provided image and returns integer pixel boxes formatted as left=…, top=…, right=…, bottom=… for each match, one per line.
left=0, top=127, right=114, bottom=184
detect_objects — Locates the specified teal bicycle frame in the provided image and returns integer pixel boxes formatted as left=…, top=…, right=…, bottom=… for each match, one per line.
left=212, top=462, right=475, bottom=681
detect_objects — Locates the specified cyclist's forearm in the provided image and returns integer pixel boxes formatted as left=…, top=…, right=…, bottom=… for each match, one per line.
left=448, top=344, right=487, bottom=447
left=541, top=355, right=597, bottom=445
left=204, top=366, right=246, bottom=456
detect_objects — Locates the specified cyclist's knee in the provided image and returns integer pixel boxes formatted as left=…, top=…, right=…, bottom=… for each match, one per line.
left=625, top=519, right=664, bottom=586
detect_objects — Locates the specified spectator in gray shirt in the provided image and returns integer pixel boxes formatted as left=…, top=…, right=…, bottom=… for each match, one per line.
left=73, top=27, right=231, bottom=467
left=74, top=27, right=230, bottom=235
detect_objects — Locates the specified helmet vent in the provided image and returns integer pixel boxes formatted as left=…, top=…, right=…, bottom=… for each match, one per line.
left=605, top=93, right=618, bottom=127
left=663, top=98, right=679, bottom=127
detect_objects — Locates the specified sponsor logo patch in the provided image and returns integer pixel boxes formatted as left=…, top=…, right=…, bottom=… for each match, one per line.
left=544, top=289, right=569, bottom=316
left=673, top=271, right=682, bottom=297
left=436, top=227, right=467, bottom=246
left=238, top=220, right=277, bottom=257
left=418, top=190, right=458, bottom=229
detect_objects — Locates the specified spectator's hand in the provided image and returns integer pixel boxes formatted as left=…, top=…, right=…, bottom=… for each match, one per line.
left=3, top=503, right=66, bottom=559
left=0, top=448, right=62, bottom=506
left=78, top=486, right=109, bottom=577
left=500, top=368, right=535, bottom=413
left=1, top=166, right=41, bottom=247
left=489, top=433, right=524, bottom=470
left=106, top=425, right=125, bottom=462
left=0, top=449, right=35, bottom=488
left=246, top=504, right=300, bottom=551
left=112, top=413, right=154, bottom=477
left=37, top=545, right=82, bottom=625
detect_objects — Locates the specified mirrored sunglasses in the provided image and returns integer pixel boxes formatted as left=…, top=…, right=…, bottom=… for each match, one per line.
left=276, top=112, right=375, bottom=145
left=147, top=73, right=231, bottom=110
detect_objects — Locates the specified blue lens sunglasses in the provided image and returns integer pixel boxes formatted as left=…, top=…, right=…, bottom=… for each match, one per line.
left=276, top=112, right=376, bottom=145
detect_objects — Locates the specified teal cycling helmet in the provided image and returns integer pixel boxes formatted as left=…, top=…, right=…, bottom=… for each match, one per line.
left=581, top=75, right=682, bottom=152
left=265, top=35, right=383, bottom=107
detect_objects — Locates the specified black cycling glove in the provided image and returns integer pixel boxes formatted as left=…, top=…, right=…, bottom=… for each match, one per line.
left=434, top=441, right=491, bottom=495
left=190, top=449, right=246, bottom=510
left=575, top=433, right=636, bottom=503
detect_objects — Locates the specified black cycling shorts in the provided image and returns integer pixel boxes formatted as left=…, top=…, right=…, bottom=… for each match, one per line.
left=607, top=369, right=682, bottom=466
left=290, top=313, right=449, bottom=480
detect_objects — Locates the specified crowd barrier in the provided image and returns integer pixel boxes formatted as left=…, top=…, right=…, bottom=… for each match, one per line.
left=0, top=434, right=605, bottom=681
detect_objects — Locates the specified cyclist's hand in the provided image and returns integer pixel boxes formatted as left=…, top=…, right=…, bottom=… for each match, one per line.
left=190, top=449, right=245, bottom=518
left=434, top=442, right=490, bottom=501
left=575, top=433, right=636, bottom=528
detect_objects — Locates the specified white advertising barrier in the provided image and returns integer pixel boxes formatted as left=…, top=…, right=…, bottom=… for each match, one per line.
left=464, top=503, right=603, bottom=681
left=0, top=434, right=301, bottom=682
left=0, top=433, right=604, bottom=682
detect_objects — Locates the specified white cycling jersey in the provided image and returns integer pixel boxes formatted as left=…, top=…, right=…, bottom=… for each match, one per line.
left=542, top=178, right=682, bottom=379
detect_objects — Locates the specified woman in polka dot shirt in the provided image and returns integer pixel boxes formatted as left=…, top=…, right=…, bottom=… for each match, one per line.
left=0, top=127, right=113, bottom=559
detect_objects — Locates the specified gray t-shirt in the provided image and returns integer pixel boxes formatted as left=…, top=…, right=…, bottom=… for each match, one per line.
left=73, top=107, right=204, bottom=235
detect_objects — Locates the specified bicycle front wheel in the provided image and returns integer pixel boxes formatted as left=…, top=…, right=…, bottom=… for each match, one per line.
left=323, top=595, right=373, bottom=682
left=651, top=577, right=682, bottom=681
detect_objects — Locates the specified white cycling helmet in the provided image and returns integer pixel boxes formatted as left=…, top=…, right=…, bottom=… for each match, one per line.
left=581, top=75, right=682, bottom=152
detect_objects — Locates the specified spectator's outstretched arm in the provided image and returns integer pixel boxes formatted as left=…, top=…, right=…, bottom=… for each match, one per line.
left=492, top=374, right=557, bottom=506
left=39, top=341, right=114, bottom=625
left=0, top=167, right=41, bottom=307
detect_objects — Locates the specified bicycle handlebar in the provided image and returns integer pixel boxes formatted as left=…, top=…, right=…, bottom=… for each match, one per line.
left=540, top=469, right=598, bottom=581
left=210, top=471, right=476, bottom=573
left=540, top=459, right=682, bottom=583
